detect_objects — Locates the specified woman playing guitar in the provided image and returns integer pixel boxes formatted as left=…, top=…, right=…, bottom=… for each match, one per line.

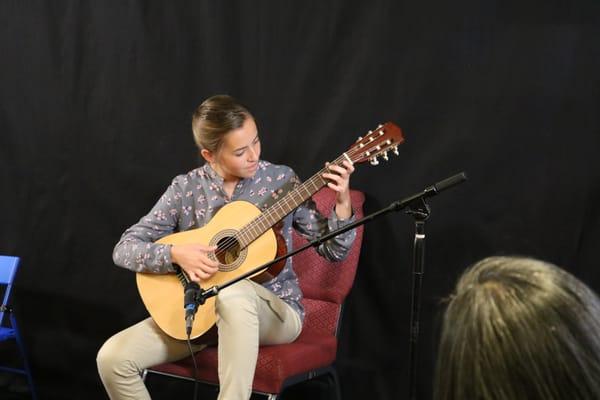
left=97, top=95, right=357, bottom=400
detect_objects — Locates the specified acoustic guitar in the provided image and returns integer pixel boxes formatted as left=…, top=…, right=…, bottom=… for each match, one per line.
left=136, top=122, right=404, bottom=339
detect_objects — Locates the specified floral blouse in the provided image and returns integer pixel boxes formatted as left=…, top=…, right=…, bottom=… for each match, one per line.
left=113, top=160, right=357, bottom=322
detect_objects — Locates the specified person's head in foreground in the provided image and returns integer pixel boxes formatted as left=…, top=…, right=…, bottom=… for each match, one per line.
left=435, top=256, right=600, bottom=400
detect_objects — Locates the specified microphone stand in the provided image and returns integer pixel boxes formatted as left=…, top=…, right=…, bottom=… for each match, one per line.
left=406, top=197, right=430, bottom=400
left=189, top=172, right=467, bottom=400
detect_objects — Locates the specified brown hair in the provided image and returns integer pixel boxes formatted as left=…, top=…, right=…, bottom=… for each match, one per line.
left=191, top=95, right=253, bottom=153
left=434, top=256, right=600, bottom=400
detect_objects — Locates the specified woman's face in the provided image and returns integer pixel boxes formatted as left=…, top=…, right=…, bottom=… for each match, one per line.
left=206, top=117, right=261, bottom=181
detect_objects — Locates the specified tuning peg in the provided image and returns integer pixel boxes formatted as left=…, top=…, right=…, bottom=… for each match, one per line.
left=382, top=151, right=389, bottom=161
left=392, top=146, right=399, bottom=155
left=370, top=156, right=379, bottom=166
left=356, top=136, right=363, bottom=142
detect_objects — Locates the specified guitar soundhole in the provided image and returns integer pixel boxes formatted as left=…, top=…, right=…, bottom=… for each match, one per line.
left=216, top=236, right=240, bottom=265
left=210, top=229, right=247, bottom=272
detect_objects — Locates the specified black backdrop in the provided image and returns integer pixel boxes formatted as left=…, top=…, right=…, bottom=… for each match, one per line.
left=1, top=1, right=599, bottom=399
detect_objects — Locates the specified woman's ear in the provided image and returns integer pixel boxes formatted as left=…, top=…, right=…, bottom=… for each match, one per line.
left=200, top=148, right=214, bottom=163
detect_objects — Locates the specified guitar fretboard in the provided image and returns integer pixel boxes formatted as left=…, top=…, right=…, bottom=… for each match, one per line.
left=227, top=121, right=402, bottom=249
left=235, top=158, right=345, bottom=248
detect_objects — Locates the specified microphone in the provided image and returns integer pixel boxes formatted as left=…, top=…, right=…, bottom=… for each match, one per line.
left=431, top=172, right=468, bottom=194
left=184, top=281, right=201, bottom=336
left=390, top=172, right=468, bottom=212
left=423, top=172, right=468, bottom=197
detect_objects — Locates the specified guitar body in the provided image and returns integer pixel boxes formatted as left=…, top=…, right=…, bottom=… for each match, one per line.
left=136, top=200, right=277, bottom=340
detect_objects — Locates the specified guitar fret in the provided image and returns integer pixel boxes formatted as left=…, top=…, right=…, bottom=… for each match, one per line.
left=248, top=223, right=258, bottom=244
left=252, top=221, right=261, bottom=242
left=273, top=206, right=282, bottom=223
left=259, top=218, right=267, bottom=234
left=273, top=207, right=281, bottom=221
left=237, top=230, right=246, bottom=248
left=284, top=191, right=296, bottom=209
left=309, top=177, right=320, bottom=192
left=243, top=231, right=251, bottom=248
left=244, top=226, right=253, bottom=246
left=272, top=206, right=282, bottom=222
left=262, top=211, right=272, bottom=228
left=281, top=194, right=291, bottom=213
left=254, top=221, right=262, bottom=238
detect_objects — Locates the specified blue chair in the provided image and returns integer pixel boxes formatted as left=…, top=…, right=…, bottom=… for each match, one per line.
left=0, top=255, right=37, bottom=399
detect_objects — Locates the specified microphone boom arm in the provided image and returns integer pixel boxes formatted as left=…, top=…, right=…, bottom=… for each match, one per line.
left=197, top=172, right=468, bottom=304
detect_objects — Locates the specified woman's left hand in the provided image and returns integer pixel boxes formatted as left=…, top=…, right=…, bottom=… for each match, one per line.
left=323, top=160, right=355, bottom=219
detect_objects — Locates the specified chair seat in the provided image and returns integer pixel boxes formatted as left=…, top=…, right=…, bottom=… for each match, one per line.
left=0, top=327, right=16, bottom=341
left=151, top=334, right=337, bottom=394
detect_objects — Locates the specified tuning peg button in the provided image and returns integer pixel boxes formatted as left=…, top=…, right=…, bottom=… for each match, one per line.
left=382, top=151, right=389, bottom=161
left=370, top=157, right=379, bottom=166
left=393, top=146, right=399, bottom=155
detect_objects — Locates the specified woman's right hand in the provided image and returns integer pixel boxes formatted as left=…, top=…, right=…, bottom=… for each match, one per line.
left=171, top=244, right=219, bottom=282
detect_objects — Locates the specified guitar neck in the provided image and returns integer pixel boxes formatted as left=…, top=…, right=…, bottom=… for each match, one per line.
left=234, top=122, right=404, bottom=248
left=236, top=159, right=343, bottom=248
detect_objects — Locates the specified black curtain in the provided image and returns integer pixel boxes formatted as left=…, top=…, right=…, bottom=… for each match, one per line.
left=1, top=1, right=599, bottom=399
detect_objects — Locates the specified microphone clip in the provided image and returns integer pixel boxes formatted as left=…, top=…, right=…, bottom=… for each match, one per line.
left=184, top=281, right=206, bottom=336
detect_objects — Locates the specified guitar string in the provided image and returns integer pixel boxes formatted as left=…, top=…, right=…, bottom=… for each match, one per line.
left=211, top=134, right=391, bottom=260
left=210, top=153, right=353, bottom=260
left=211, top=159, right=342, bottom=260
left=210, top=138, right=385, bottom=260
left=213, top=147, right=363, bottom=258
left=210, top=146, right=366, bottom=260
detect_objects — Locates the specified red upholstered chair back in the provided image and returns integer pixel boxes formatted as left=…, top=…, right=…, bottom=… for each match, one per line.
left=294, top=188, right=365, bottom=340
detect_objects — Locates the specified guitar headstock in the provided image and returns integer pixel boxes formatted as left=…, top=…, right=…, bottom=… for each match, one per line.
left=347, top=122, right=404, bottom=165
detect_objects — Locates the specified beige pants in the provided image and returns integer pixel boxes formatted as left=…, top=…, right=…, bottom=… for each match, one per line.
left=97, top=279, right=302, bottom=400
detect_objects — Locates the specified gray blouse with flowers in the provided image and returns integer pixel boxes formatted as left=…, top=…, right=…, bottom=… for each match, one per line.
left=113, top=160, right=357, bottom=322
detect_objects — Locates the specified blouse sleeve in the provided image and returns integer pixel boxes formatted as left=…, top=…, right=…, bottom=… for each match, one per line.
left=112, top=179, right=182, bottom=273
left=290, top=173, right=357, bottom=262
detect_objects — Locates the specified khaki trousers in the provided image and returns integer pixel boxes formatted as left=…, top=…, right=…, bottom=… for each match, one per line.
left=97, top=279, right=302, bottom=400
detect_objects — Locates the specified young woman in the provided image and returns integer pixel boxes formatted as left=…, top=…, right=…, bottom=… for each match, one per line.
left=97, top=95, right=357, bottom=400
left=435, top=256, right=600, bottom=400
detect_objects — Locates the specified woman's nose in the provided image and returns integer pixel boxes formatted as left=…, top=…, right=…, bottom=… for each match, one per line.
left=247, top=147, right=258, bottom=161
